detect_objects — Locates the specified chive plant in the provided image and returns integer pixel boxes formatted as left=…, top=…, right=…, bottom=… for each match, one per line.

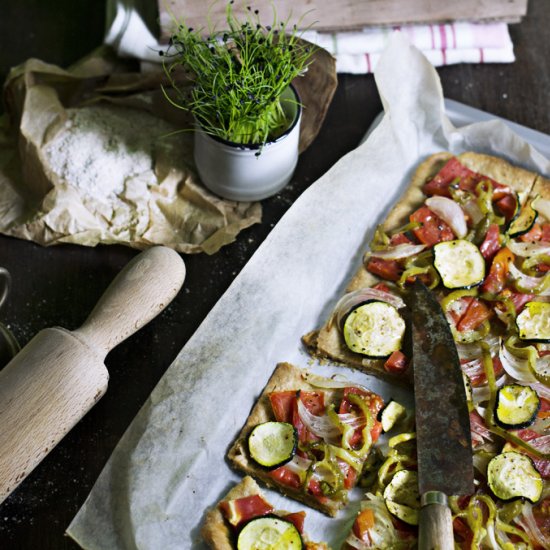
left=162, top=2, right=314, bottom=147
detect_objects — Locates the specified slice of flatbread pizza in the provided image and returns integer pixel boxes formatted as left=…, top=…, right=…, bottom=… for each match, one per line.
left=227, top=362, right=385, bottom=517
left=202, top=476, right=328, bottom=550
left=303, top=151, right=544, bottom=386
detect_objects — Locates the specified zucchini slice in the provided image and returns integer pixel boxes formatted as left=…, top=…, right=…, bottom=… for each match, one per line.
left=508, top=195, right=538, bottom=238
left=379, top=400, right=407, bottom=432
left=237, top=516, right=303, bottom=550
left=494, top=384, right=541, bottom=429
left=433, top=240, right=485, bottom=289
left=487, top=451, right=543, bottom=503
left=248, top=422, right=297, bottom=469
left=342, top=301, right=406, bottom=357
left=516, top=301, right=550, bottom=342
left=383, top=469, right=420, bottom=525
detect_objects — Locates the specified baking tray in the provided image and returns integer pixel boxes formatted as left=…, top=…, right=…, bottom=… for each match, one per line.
left=367, top=98, right=550, bottom=161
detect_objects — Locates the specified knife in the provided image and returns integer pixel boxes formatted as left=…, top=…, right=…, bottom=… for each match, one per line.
left=407, top=280, right=474, bottom=550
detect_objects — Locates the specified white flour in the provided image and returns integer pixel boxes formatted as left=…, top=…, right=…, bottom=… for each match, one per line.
left=43, top=104, right=180, bottom=199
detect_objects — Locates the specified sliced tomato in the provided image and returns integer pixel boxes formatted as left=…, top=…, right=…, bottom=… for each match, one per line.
left=366, top=257, right=402, bottom=282
left=481, top=247, right=514, bottom=294
left=541, top=224, right=550, bottom=242
left=494, top=192, right=518, bottom=222
left=511, top=429, right=550, bottom=479
left=479, top=223, right=501, bottom=261
left=422, top=157, right=476, bottom=197
left=337, top=458, right=358, bottom=489
left=269, top=391, right=297, bottom=423
left=469, top=409, right=492, bottom=445
left=453, top=517, right=474, bottom=549
left=269, top=466, right=302, bottom=489
left=292, top=391, right=325, bottom=444
left=519, top=222, right=542, bottom=242
left=281, top=511, right=305, bottom=534
left=497, top=288, right=534, bottom=314
left=410, top=206, right=455, bottom=246
left=339, top=387, right=384, bottom=447
left=219, top=494, right=273, bottom=526
left=384, top=350, right=409, bottom=374
left=468, top=356, right=503, bottom=387
left=270, top=390, right=324, bottom=444
left=389, top=232, right=414, bottom=245
left=353, top=508, right=375, bottom=542
left=532, top=500, right=550, bottom=541
left=539, top=397, right=550, bottom=419
left=306, top=478, right=331, bottom=505
left=372, top=282, right=391, bottom=293
left=455, top=298, right=493, bottom=332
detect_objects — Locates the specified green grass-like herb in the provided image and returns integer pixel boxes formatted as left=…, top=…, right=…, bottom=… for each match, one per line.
left=162, top=2, right=315, bottom=147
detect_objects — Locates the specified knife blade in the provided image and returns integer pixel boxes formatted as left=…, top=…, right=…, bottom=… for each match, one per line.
left=408, top=280, right=474, bottom=550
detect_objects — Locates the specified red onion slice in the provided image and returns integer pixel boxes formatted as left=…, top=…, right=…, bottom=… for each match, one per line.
left=369, top=243, right=427, bottom=260
left=334, top=288, right=405, bottom=328
left=508, top=263, right=550, bottom=295
left=296, top=398, right=341, bottom=442
left=284, top=454, right=312, bottom=477
left=499, top=341, right=538, bottom=383
left=463, top=198, right=484, bottom=226
left=507, top=241, right=550, bottom=257
left=425, top=196, right=468, bottom=238
left=515, top=502, right=550, bottom=549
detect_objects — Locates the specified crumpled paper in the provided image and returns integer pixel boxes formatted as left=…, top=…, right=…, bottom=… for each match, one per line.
left=0, top=46, right=336, bottom=254
left=67, top=33, right=550, bottom=548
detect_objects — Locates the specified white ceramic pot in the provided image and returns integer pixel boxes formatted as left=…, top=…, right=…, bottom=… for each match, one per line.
left=193, top=86, right=302, bottom=202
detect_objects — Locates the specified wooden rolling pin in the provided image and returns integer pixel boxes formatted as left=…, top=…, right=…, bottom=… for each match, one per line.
left=0, top=246, right=186, bottom=505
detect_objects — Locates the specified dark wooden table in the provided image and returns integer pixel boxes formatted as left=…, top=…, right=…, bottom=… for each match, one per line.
left=1, top=1, right=549, bottom=548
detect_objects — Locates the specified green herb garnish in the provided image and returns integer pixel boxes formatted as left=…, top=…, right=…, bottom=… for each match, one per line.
left=162, top=2, right=315, bottom=147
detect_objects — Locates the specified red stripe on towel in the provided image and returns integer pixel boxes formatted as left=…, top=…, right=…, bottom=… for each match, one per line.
left=439, top=24, right=447, bottom=49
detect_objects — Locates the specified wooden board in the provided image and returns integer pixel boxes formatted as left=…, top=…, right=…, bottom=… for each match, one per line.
left=159, top=0, right=528, bottom=38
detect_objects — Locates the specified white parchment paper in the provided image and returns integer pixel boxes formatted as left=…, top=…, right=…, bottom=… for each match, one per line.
left=67, top=34, right=550, bottom=549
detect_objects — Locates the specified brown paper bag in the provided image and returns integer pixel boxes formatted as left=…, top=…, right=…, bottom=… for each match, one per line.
left=0, top=45, right=336, bottom=254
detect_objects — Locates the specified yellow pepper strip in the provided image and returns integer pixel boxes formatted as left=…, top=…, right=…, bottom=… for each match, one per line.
left=346, top=394, right=374, bottom=458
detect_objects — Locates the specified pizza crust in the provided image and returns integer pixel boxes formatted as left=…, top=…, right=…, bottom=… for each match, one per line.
left=227, top=362, right=351, bottom=517
left=304, top=152, right=541, bottom=380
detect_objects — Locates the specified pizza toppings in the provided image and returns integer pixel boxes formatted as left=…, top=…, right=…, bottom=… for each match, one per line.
left=516, top=301, right=550, bottom=342
left=219, top=494, right=274, bottom=526
left=425, top=195, right=468, bottom=238
left=379, top=399, right=407, bottom=432
left=433, top=239, right=485, bottom=289
left=248, top=422, right=297, bottom=469
left=382, top=469, right=420, bottom=526
left=237, top=516, right=303, bottom=550
left=487, top=451, right=543, bottom=503
left=494, top=384, right=541, bottom=429
left=508, top=195, right=539, bottom=238
left=342, top=301, right=406, bottom=357
left=410, top=206, right=455, bottom=246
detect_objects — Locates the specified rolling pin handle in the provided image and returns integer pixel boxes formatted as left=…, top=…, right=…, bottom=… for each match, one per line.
left=74, top=247, right=186, bottom=356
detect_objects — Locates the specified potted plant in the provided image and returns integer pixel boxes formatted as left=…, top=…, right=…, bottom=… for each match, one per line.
left=162, top=2, right=315, bottom=201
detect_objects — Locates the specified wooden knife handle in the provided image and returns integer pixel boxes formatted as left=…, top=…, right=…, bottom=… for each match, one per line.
left=418, top=492, right=454, bottom=550
left=74, top=246, right=186, bottom=357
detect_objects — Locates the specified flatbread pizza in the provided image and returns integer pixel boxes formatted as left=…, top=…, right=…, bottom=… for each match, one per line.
left=303, top=152, right=547, bottom=383
left=301, top=151, right=550, bottom=547
left=227, top=362, right=386, bottom=517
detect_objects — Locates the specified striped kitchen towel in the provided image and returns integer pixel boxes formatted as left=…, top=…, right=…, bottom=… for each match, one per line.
left=301, top=22, right=515, bottom=74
